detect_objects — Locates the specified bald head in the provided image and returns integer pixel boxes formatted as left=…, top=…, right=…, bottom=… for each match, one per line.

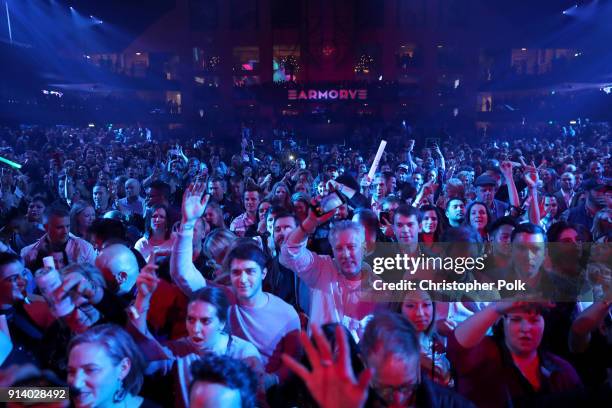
left=95, top=244, right=139, bottom=295
left=125, top=178, right=141, bottom=199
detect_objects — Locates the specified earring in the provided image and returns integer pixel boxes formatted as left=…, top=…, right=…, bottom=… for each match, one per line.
left=112, top=379, right=127, bottom=403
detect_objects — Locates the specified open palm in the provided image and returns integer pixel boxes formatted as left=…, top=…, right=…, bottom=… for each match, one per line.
left=282, top=325, right=372, bottom=408
left=182, top=182, right=209, bottom=223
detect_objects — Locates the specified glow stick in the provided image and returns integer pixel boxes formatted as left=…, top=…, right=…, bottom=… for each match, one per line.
left=0, top=156, right=21, bottom=169
left=64, top=175, right=69, bottom=202
left=367, top=140, right=387, bottom=180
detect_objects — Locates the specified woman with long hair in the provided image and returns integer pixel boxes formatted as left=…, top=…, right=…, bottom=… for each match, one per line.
left=418, top=205, right=444, bottom=244
left=391, top=290, right=453, bottom=387
left=129, top=276, right=262, bottom=408
left=203, top=200, right=226, bottom=230
left=268, top=181, right=292, bottom=212
left=465, top=201, right=491, bottom=241
left=134, top=204, right=174, bottom=261
left=69, top=201, right=96, bottom=242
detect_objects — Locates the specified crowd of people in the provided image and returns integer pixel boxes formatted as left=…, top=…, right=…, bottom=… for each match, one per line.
left=0, top=121, right=610, bottom=407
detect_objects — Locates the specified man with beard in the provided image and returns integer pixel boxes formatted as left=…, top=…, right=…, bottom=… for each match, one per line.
left=21, top=207, right=95, bottom=271
left=445, top=197, right=466, bottom=228
left=562, top=178, right=610, bottom=231
left=497, top=223, right=554, bottom=299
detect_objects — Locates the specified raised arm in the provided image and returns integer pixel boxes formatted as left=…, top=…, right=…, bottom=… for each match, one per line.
left=454, top=302, right=525, bottom=348
left=500, top=161, right=520, bottom=209
left=523, top=165, right=541, bottom=225
left=569, top=301, right=612, bottom=353
left=129, top=260, right=160, bottom=333
left=170, top=183, right=209, bottom=295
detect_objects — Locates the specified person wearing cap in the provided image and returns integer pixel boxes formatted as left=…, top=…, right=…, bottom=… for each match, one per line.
left=395, top=163, right=411, bottom=184
left=561, top=177, right=610, bottom=230
left=325, top=164, right=339, bottom=181
left=473, top=173, right=511, bottom=222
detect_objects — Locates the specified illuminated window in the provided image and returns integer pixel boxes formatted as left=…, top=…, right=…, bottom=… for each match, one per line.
left=273, top=45, right=301, bottom=82
left=233, top=46, right=260, bottom=73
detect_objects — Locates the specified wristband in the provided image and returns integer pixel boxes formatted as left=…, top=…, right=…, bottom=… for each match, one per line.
left=181, top=222, right=195, bottom=231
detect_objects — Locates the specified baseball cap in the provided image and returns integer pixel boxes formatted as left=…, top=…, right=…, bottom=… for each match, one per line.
left=474, top=174, right=497, bottom=187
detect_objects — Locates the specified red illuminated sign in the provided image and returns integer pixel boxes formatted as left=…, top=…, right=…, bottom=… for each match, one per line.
left=288, top=89, right=367, bottom=101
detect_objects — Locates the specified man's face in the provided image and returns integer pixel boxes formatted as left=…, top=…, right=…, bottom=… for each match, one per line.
left=560, top=173, right=575, bottom=191
left=270, top=161, right=280, bottom=175
left=126, top=167, right=138, bottom=179
left=297, top=159, right=306, bottom=170
left=393, top=214, right=419, bottom=244
left=589, top=188, right=608, bottom=209
left=397, top=169, right=409, bottom=183
left=208, top=181, right=224, bottom=199
left=590, top=161, right=604, bottom=179
left=412, top=173, right=423, bottom=188
left=0, top=261, right=26, bottom=304
left=230, top=259, right=265, bottom=302
left=92, top=186, right=109, bottom=208
left=46, top=215, right=70, bottom=245
left=503, top=311, right=545, bottom=357
left=476, top=185, right=495, bottom=205
left=512, top=233, right=546, bottom=280
left=445, top=199, right=465, bottom=226
left=332, top=230, right=365, bottom=278
left=492, top=224, right=514, bottom=256
left=370, top=354, right=420, bottom=408
left=190, top=381, right=242, bottom=408
left=273, top=216, right=297, bottom=248
left=374, top=176, right=386, bottom=198
left=145, top=187, right=165, bottom=207
left=334, top=203, right=349, bottom=221
left=381, top=201, right=400, bottom=220
left=125, top=181, right=139, bottom=199
left=386, top=177, right=397, bottom=194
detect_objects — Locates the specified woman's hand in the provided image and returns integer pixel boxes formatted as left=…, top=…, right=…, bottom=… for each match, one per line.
left=181, top=182, right=210, bottom=224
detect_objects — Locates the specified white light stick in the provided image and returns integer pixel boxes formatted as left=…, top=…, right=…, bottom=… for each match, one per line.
left=367, top=140, right=387, bottom=180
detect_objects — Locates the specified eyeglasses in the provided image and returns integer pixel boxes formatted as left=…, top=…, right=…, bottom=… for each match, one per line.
left=372, top=380, right=419, bottom=405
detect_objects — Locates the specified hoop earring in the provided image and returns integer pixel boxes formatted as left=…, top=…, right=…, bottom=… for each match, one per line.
left=112, top=380, right=127, bottom=403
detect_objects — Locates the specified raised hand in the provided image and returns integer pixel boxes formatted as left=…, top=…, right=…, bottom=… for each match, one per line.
left=282, top=325, right=372, bottom=408
left=500, top=161, right=514, bottom=178
left=136, top=258, right=160, bottom=300
left=181, top=182, right=210, bottom=224
left=523, top=164, right=539, bottom=188
left=55, top=272, right=103, bottom=306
